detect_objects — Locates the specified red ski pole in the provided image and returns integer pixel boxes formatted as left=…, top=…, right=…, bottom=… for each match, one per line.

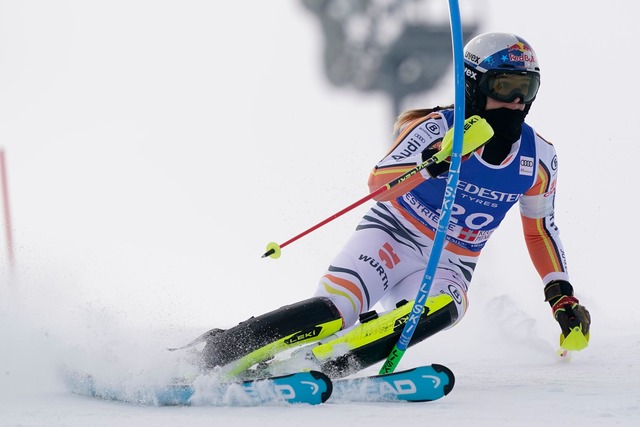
left=261, top=115, right=493, bottom=259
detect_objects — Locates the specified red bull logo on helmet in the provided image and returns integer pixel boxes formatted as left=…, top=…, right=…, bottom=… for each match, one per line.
left=508, top=42, right=531, bottom=53
left=507, top=42, right=536, bottom=64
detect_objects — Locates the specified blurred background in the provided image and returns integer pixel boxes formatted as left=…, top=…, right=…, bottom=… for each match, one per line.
left=0, top=0, right=635, bottom=380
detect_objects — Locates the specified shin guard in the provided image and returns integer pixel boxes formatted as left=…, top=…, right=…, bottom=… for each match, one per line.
left=201, top=297, right=343, bottom=374
left=313, top=294, right=457, bottom=378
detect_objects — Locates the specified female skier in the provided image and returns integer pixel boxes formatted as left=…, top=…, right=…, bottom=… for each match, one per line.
left=196, top=32, right=591, bottom=378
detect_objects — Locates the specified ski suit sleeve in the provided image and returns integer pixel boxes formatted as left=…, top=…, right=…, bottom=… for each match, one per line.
left=368, top=112, right=448, bottom=202
left=519, top=133, right=570, bottom=284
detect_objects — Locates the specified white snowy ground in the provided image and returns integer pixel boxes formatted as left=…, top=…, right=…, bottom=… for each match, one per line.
left=2, top=283, right=639, bottom=427
left=1, top=0, right=640, bottom=426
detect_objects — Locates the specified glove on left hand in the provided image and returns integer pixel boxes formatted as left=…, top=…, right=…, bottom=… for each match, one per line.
left=545, top=281, right=591, bottom=351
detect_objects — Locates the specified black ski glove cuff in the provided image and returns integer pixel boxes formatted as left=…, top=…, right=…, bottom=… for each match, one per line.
left=543, top=280, right=574, bottom=307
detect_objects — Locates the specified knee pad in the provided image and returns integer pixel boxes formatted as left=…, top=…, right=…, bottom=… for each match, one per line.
left=201, top=297, right=343, bottom=373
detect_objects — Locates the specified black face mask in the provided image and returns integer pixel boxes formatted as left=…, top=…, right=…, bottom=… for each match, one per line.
left=480, top=108, right=528, bottom=165
left=482, top=108, right=527, bottom=144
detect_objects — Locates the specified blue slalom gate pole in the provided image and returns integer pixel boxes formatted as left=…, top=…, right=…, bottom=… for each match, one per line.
left=379, top=0, right=466, bottom=374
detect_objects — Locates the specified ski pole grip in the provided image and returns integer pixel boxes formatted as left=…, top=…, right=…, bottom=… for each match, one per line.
left=433, top=115, right=494, bottom=164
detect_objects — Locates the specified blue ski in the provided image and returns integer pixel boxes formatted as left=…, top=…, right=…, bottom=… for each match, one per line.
left=64, top=369, right=332, bottom=406
left=331, top=364, right=454, bottom=402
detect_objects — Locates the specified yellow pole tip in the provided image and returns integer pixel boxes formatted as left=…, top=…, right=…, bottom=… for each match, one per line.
left=263, top=242, right=282, bottom=259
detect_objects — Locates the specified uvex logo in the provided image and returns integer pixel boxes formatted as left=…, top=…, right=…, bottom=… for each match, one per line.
left=464, top=67, right=478, bottom=80
left=465, top=51, right=481, bottom=64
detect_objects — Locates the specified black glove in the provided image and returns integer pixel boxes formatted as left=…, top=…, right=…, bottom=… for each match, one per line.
left=421, top=143, right=476, bottom=177
left=422, top=144, right=450, bottom=177
left=544, top=280, right=591, bottom=351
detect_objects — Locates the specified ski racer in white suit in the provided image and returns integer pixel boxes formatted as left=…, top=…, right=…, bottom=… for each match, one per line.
left=198, top=32, right=591, bottom=377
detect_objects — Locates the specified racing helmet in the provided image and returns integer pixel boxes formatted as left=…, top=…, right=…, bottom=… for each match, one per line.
left=463, top=32, right=541, bottom=114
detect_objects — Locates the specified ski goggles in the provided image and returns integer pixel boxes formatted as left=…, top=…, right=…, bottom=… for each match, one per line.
left=478, top=70, right=540, bottom=104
